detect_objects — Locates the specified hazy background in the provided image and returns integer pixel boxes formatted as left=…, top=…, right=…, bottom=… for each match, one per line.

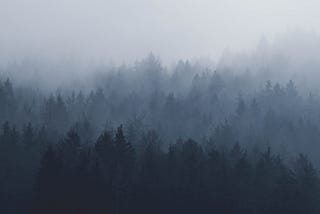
left=1, top=0, right=320, bottom=65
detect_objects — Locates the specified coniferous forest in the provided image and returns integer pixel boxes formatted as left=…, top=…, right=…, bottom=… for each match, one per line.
left=1, top=53, right=320, bottom=213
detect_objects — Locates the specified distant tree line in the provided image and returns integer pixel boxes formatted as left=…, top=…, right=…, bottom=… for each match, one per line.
left=1, top=54, right=320, bottom=213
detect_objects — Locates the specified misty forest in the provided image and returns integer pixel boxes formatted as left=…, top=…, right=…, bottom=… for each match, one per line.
left=1, top=50, right=320, bottom=213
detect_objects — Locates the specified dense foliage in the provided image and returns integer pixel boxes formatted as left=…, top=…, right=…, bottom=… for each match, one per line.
left=0, top=123, right=319, bottom=213
left=1, top=54, right=320, bottom=213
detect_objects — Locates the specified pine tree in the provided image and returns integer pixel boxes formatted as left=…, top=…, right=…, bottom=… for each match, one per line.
left=23, top=123, right=34, bottom=148
left=113, top=125, right=135, bottom=214
left=35, top=145, right=64, bottom=213
left=293, top=154, right=320, bottom=214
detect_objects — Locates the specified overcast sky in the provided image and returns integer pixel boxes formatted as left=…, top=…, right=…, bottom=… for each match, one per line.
left=0, top=0, right=319, bottom=64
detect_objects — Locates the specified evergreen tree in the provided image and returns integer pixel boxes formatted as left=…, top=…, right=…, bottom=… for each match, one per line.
left=35, top=145, right=64, bottom=213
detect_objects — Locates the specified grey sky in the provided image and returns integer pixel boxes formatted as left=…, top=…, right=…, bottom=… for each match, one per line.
left=0, top=0, right=319, bottom=64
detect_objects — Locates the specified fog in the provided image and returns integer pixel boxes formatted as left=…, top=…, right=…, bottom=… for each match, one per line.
left=1, top=0, right=320, bottom=64
left=3, top=1, right=320, bottom=213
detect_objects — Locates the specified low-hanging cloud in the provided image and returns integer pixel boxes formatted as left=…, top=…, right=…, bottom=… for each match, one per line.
left=1, top=0, right=320, bottom=64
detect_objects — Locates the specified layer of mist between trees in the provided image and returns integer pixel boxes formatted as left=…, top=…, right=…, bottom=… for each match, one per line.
left=2, top=51, right=320, bottom=212
left=1, top=53, right=320, bottom=162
